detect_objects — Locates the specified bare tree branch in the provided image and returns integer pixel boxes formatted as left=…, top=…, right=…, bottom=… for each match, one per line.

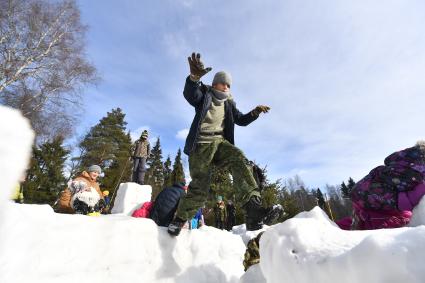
left=0, top=0, right=99, bottom=141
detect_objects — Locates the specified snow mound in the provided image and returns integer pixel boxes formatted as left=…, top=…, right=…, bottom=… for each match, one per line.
left=408, top=196, right=425, bottom=227
left=258, top=207, right=425, bottom=283
left=111, top=182, right=152, bottom=215
left=0, top=203, right=246, bottom=283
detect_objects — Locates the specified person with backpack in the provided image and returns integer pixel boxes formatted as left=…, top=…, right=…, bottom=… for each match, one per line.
left=168, top=52, right=282, bottom=236
left=339, top=141, right=425, bottom=230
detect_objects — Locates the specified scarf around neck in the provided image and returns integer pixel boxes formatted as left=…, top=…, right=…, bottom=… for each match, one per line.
left=211, top=88, right=232, bottom=102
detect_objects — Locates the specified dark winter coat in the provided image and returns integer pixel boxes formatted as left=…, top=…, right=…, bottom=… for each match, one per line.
left=183, top=76, right=259, bottom=155
left=149, top=183, right=186, bottom=227
left=226, top=203, right=236, bottom=217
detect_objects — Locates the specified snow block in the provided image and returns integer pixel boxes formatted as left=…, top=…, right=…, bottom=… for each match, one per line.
left=111, top=182, right=152, bottom=215
left=0, top=106, right=33, bottom=215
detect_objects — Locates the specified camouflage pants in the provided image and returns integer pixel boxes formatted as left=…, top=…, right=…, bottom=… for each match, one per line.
left=243, top=232, right=264, bottom=271
left=175, top=139, right=260, bottom=220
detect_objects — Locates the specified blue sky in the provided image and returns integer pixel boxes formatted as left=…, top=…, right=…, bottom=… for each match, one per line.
left=75, top=0, right=425, bottom=188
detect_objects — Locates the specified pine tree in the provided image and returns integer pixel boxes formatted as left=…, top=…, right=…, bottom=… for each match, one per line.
left=75, top=108, right=132, bottom=197
left=146, top=137, right=164, bottom=198
left=316, top=188, right=326, bottom=209
left=170, top=148, right=185, bottom=185
left=163, top=155, right=173, bottom=188
left=23, top=137, right=69, bottom=205
left=341, top=177, right=356, bottom=199
left=348, top=177, right=356, bottom=194
left=340, top=181, right=349, bottom=198
left=278, top=186, right=300, bottom=220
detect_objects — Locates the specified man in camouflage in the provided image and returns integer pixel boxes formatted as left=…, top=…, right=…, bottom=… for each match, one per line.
left=132, top=130, right=150, bottom=185
left=168, top=53, right=281, bottom=236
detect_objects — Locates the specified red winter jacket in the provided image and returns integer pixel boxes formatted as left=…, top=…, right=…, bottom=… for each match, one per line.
left=132, top=201, right=154, bottom=218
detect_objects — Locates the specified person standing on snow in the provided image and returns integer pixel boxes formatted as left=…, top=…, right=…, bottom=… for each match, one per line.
left=132, top=130, right=150, bottom=185
left=214, top=196, right=227, bottom=230
left=226, top=200, right=236, bottom=231
left=56, top=165, right=105, bottom=215
left=168, top=52, right=282, bottom=236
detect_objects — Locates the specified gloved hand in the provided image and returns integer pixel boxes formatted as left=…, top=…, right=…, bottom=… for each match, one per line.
left=252, top=105, right=270, bottom=116
left=188, top=52, right=212, bottom=80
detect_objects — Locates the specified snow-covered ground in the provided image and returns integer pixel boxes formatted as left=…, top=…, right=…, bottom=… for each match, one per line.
left=1, top=105, right=425, bottom=283
left=0, top=203, right=246, bottom=283
left=259, top=206, right=425, bottom=283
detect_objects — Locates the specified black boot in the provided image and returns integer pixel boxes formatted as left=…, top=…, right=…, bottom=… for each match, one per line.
left=244, top=196, right=284, bottom=231
left=244, top=195, right=268, bottom=231
left=167, top=216, right=187, bottom=236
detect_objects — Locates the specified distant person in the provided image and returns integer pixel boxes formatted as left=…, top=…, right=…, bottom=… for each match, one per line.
left=338, top=141, right=425, bottom=230
left=150, top=182, right=187, bottom=227
left=56, top=165, right=105, bottom=216
left=190, top=207, right=204, bottom=229
left=214, top=196, right=227, bottom=230
left=102, top=190, right=110, bottom=214
left=226, top=200, right=236, bottom=231
left=132, top=130, right=150, bottom=185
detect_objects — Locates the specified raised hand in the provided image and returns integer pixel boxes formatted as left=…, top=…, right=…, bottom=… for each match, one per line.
left=188, top=52, right=212, bottom=80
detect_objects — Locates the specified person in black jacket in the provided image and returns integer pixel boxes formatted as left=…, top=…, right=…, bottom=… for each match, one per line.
left=226, top=200, right=236, bottom=231
left=168, top=52, right=275, bottom=236
left=150, top=182, right=187, bottom=227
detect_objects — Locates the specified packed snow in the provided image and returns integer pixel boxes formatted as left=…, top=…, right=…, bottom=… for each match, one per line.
left=257, top=206, right=425, bottom=283
left=0, top=203, right=246, bottom=283
left=1, top=105, right=425, bottom=283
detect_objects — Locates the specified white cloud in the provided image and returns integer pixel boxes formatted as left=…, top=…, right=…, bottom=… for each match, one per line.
left=176, top=128, right=189, bottom=140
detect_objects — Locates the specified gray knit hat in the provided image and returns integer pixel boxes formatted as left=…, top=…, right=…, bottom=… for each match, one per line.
left=141, top=130, right=148, bottom=139
left=87, top=165, right=102, bottom=174
left=212, top=71, right=232, bottom=87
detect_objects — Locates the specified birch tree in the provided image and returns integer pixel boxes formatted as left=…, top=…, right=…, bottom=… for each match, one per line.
left=0, top=0, right=97, bottom=140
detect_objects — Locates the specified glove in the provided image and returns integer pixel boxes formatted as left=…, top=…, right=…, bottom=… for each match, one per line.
left=188, top=52, right=212, bottom=80
left=252, top=105, right=270, bottom=116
